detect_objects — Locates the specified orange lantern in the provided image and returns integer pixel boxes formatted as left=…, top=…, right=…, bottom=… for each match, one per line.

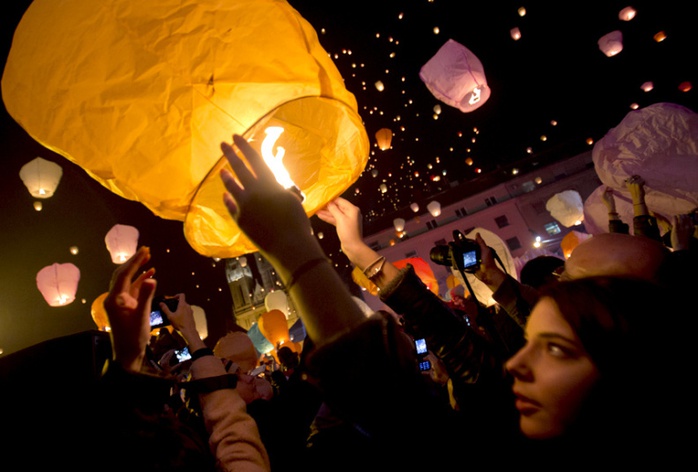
left=105, top=224, right=139, bottom=264
left=36, top=262, right=80, bottom=307
left=393, top=257, right=439, bottom=296
left=2, top=0, right=369, bottom=260
left=90, top=292, right=110, bottom=331
left=561, top=230, right=593, bottom=259
left=375, top=128, right=393, bottom=150
left=258, top=309, right=290, bottom=348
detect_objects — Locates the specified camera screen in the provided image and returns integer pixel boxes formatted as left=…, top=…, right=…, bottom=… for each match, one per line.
left=175, top=347, right=192, bottom=362
left=414, top=338, right=428, bottom=355
left=462, top=250, right=478, bottom=268
left=149, top=310, right=166, bottom=328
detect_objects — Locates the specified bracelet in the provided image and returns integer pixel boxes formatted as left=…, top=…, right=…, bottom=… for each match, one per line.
left=190, top=347, right=214, bottom=361
left=181, top=374, right=238, bottom=393
left=285, top=257, right=330, bottom=290
left=363, top=256, right=386, bottom=280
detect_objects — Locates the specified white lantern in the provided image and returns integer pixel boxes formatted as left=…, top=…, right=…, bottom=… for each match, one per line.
left=105, top=224, right=139, bottom=263
left=546, top=190, right=585, bottom=227
left=393, top=218, right=406, bottom=232
left=36, top=262, right=80, bottom=306
left=410, top=202, right=420, bottom=213
left=427, top=201, right=441, bottom=217
left=191, top=305, right=208, bottom=340
left=598, top=31, right=623, bottom=57
left=265, top=290, right=289, bottom=317
left=19, top=157, right=63, bottom=199
left=618, top=6, right=636, bottom=21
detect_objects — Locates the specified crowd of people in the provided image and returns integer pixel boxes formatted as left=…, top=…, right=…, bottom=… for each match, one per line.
left=42, top=134, right=696, bottom=470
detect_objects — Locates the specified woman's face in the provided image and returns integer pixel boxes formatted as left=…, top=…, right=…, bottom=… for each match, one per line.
left=505, top=297, right=600, bottom=439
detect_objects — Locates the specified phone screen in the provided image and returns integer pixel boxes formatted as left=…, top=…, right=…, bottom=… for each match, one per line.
left=414, top=338, right=428, bottom=355
left=175, top=347, right=192, bottom=362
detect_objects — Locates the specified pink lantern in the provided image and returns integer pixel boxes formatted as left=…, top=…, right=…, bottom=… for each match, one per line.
left=598, top=31, right=623, bottom=57
left=419, top=39, right=491, bottom=113
left=105, top=224, right=139, bottom=263
left=36, top=262, right=80, bottom=307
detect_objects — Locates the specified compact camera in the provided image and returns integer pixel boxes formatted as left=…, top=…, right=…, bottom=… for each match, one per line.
left=430, top=230, right=482, bottom=274
left=174, top=346, right=192, bottom=363
left=149, top=296, right=179, bottom=328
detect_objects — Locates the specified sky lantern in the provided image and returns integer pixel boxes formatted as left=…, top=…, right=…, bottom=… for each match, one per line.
left=90, top=292, right=110, bottom=331
left=105, top=224, right=139, bottom=264
left=618, top=6, right=637, bottom=21
left=258, top=309, right=291, bottom=349
left=419, top=39, right=491, bottom=113
left=19, top=157, right=62, bottom=199
left=191, top=305, right=208, bottom=340
left=560, top=230, right=592, bottom=259
left=36, top=262, right=80, bottom=307
left=375, top=128, right=393, bottom=150
left=427, top=201, right=441, bottom=217
left=598, top=30, right=623, bottom=57
left=393, top=257, right=439, bottom=295
left=546, top=190, right=585, bottom=227
left=393, top=218, right=406, bottom=232
left=410, top=202, right=420, bottom=213
left=265, top=290, right=289, bottom=317
left=2, top=0, right=369, bottom=259
left=213, top=331, right=261, bottom=373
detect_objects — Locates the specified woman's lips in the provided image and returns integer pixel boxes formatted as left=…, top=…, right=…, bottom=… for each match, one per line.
left=513, top=391, right=541, bottom=414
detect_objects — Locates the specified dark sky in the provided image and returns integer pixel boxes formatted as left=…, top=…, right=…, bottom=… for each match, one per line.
left=1, top=0, right=695, bottom=356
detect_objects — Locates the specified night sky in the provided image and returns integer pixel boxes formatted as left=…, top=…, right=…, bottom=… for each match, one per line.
left=1, top=0, right=695, bottom=356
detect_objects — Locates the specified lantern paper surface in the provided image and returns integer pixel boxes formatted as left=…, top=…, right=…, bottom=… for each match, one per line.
left=2, top=0, right=369, bottom=259
left=90, top=292, right=110, bottom=330
left=427, top=201, right=441, bottom=217
left=36, top=262, right=80, bottom=307
left=393, top=218, right=406, bottom=232
left=419, top=39, right=491, bottom=113
left=560, top=230, right=592, bottom=259
left=258, top=309, right=290, bottom=347
left=598, top=30, right=623, bottom=57
left=393, top=257, right=439, bottom=296
left=264, top=291, right=289, bottom=316
left=591, top=103, right=698, bottom=224
left=191, top=305, right=208, bottom=340
left=375, top=128, right=393, bottom=150
left=213, top=331, right=260, bottom=372
left=546, top=190, right=585, bottom=227
left=105, top=224, right=139, bottom=264
left=19, top=157, right=62, bottom=199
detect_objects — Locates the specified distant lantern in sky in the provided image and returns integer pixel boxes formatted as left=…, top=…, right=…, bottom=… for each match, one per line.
left=653, top=31, right=667, bottom=42
left=19, top=157, right=62, bottom=199
left=393, top=218, right=406, bottom=232
left=419, top=39, right=491, bottom=113
left=375, top=128, right=393, bottom=150
left=679, top=81, right=692, bottom=92
left=410, top=202, right=420, bottom=212
left=598, top=30, right=623, bottom=57
left=105, top=224, right=139, bottom=264
left=510, top=27, right=521, bottom=40
left=546, top=190, right=585, bottom=227
left=380, top=183, right=388, bottom=193
left=375, top=80, right=385, bottom=91
left=427, top=201, right=441, bottom=217
left=3, top=0, right=369, bottom=260
left=641, top=81, right=654, bottom=92
left=36, top=262, right=80, bottom=307
left=618, top=6, right=637, bottom=21
left=465, top=157, right=474, bottom=166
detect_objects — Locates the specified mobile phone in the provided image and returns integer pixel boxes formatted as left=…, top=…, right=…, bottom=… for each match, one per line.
left=414, top=338, right=428, bottom=355
left=150, top=296, right=178, bottom=328
left=174, top=346, right=192, bottom=363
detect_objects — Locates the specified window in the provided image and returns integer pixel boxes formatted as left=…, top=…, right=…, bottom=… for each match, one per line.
left=405, top=250, right=417, bottom=258
left=494, top=215, right=510, bottom=228
left=455, top=207, right=468, bottom=217
left=485, top=197, right=497, bottom=207
left=506, top=236, right=522, bottom=251
left=544, top=222, right=561, bottom=235
left=426, top=220, right=438, bottom=229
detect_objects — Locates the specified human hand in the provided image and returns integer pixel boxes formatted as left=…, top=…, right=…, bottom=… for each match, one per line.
left=671, top=214, right=694, bottom=251
left=219, top=134, right=316, bottom=265
left=601, top=187, right=616, bottom=213
left=471, top=233, right=507, bottom=289
left=316, top=197, right=365, bottom=260
left=161, top=293, right=206, bottom=351
left=103, top=246, right=156, bottom=372
left=625, top=175, right=646, bottom=204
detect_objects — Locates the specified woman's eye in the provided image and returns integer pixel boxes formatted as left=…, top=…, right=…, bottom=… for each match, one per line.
left=547, top=343, right=568, bottom=357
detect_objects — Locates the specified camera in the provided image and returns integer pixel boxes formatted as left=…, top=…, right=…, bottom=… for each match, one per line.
left=149, top=296, right=178, bottom=328
left=174, top=346, right=192, bottom=363
left=430, top=230, right=481, bottom=274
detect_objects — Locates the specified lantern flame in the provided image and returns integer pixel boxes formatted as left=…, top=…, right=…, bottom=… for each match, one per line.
left=260, top=127, right=305, bottom=201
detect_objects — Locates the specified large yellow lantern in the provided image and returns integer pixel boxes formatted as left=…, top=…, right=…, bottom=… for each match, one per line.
left=2, top=0, right=369, bottom=259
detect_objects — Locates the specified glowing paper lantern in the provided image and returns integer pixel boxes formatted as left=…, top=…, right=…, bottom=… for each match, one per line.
left=258, top=309, right=290, bottom=348
left=375, top=128, right=393, bottom=150
left=393, top=257, right=439, bottom=296
left=265, top=290, right=289, bottom=317
left=19, top=157, right=62, bottom=199
left=510, top=27, right=522, bottom=41
left=214, top=331, right=261, bottom=372
left=419, top=39, right=491, bottom=113
left=90, top=292, right=110, bottom=331
left=36, top=262, right=80, bottom=307
left=191, top=305, right=208, bottom=340
left=598, top=31, right=623, bottom=57
left=619, top=6, right=637, bottom=21
left=561, top=230, right=593, bottom=259
left=427, top=201, right=441, bottom=217
left=546, top=190, right=585, bottom=227
left=410, top=202, right=420, bottom=213
left=105, top=224, right=139, bottom=264
left=393, top=218, right=406, bottom=232
left=2, top=0, right=369, bottom=260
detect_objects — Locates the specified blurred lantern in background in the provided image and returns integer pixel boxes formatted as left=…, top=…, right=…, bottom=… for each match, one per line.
left=105, top=224, right=139, bottom=264
left=546, top=190, right=585, bottom=227
left=375, top=128, right=393, bottom=150
left=427, top=201, right=441, bottom=217
left=410, top=202, right=420, bottom=213
left=36, top=262, right=80, bottom=307
left=191, top=305, right=208, bottom=340
left=2, top=0, right=369, bottom=260
left=258, top=309, right=290, bottom=349
left=618, top=6, right=637, bottom=21
left=393, top=257, right=439, bottom=295
left=561, top=230, right=593, bottom=259
left=419, top=39, right=491, bottom=113
left=598, top=30, right=623, bottom=57
left=19, top=157, right=62, bottom=202
left=214, top=331, right=261, bottom=373
left=90, top=292, right=110, bottom=331
left=265, top=290, right=289, bottom=318
left=393, top=218, right=406, bottom=232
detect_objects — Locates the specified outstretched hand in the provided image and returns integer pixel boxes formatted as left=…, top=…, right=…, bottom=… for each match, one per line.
left=103, top=246, right=156, bottom=372
left=316, top=197, right=365, bottom=259
left=471, top=233, right=507, bottom=289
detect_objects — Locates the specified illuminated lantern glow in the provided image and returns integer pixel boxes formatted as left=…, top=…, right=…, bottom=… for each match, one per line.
left=653, top=31, right=667, bottom=42
left=265, top=290, right=289, bottom=317
left=258, top=309, right=290, bottom=348
left=598, top=30, right=623, bottom=57
left=19, top=157, right=62, bottom=198
left=618, top=6, right=637, bottom=21
left=91, top=292, right=110, bottom=331
left=191, top=305, right=208, bottom=340
left=36, top=262, right=80, bottom=307
left=419, top=39, right=491, bottom=113
left=375, top=81, right=385, bottom=91
left=510, top=27, right=521, bottom=41
left=410, top=202, right=420, bottom=213
left=380, top=183, right=388, bottom=194
left=546, top=190, right=585, bottom=227
left=465, top=157, right=474, bottom=166
left=2, top=0, right=369, bottom=260
left=560, top=230, right=593, bottom=259
left=393, top=257, right=439, bottom=295
left=393, top=218, right=406, bottom=232
left=375, top=128, right=393, bottom=150
left=641, top=81, right=654, bottom=92
left=105, top=224, right=139, bottom=264
left=427, top=201, right=441, bottom=217
left=33, top=201, right=42, bottom=211
left=678, top=81, right=692, bottom=92
left=214, top=331, right=261, bottom=372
